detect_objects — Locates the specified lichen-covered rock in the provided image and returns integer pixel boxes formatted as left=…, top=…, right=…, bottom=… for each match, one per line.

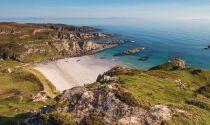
left=149, top=105, right=172, bottom=121
left=32, top=91, right=50, bottom=102
left=25, top=83, right=173, bottom=125
left=96, top=74, right=117, bottom=83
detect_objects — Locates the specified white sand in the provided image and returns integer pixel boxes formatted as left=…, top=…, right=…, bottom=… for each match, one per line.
left=35, top=56, right=117, bottom=91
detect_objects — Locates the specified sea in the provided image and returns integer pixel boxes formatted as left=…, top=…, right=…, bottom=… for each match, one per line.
left=1, top=18, right=210, bottom=70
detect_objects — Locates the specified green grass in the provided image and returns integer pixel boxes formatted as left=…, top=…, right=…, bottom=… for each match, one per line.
left=41, top=112, right=73, bottom=125
left=0, top=60, right=58, bottom=124
left=111, top=68, right=210, bottom=124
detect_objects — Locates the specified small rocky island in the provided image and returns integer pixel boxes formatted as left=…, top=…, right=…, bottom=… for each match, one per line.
left=114, top=47, right=144, bottom=56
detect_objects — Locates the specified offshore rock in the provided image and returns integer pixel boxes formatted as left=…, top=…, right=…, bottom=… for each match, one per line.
left=114, top=47, right=144, bottom=56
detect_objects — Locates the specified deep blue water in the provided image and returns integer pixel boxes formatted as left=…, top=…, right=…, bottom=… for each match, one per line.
left=1, top=18, right=210, bottom=69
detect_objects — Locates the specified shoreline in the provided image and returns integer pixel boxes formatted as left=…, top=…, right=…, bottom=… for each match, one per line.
left=35, top=55, right=118, bottom=91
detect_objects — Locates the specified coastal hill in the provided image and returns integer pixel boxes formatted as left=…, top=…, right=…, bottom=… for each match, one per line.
left=22, top=59, right=210, bottom=125
left=0, top=23, right=209, bottom=125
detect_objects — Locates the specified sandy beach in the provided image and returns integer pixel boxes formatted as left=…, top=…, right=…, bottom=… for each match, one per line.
left=35, top=56, right=117, bottom=91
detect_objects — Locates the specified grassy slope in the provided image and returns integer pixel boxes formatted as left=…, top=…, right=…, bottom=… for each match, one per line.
left=112, top=67, right=210, bottom=124
left=0, top=60, right=58, bottom=124
left=24, top=67, right=59, bottom=98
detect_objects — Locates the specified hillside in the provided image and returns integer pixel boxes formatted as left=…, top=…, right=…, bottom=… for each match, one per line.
left=20, top=59, right=210, bottom=125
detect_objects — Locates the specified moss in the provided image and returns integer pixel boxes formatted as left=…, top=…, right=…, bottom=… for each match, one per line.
left=41, top=112, right=73, bottom=125
left=58, top=99, right=68, bottom=109
left=114, top=85, right=144, bottom=107
left=86, top=82, right=101, bottom=90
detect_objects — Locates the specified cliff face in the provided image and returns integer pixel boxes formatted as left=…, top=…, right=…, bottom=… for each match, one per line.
left=0, top=23, right=125, bottom=63
left=23, top=61, right=210, bottom=125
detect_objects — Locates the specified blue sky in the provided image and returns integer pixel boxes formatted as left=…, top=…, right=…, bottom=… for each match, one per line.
left=1, top=0, right=210, bottom=19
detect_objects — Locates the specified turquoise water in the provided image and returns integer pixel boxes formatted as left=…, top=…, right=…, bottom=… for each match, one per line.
left=2, top=18, right=210, bottom=69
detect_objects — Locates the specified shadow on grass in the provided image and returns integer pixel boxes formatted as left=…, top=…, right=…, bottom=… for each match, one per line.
left=0, top=112, right=30, bottom=125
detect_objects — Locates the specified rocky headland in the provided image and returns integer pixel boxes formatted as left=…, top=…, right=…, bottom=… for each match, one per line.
left=0, top=22, right=128, bottom=63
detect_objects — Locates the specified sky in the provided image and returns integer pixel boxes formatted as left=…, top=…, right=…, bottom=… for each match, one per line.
left=0, top=0, right=210, bottom=20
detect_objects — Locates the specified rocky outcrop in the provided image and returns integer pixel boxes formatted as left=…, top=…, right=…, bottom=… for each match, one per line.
left=150, top=58, right=187, bottom=71
left=149, top=105, right=172, bottom=121
left=46, top=24, right=96, bottom=32
left=114, top=47, right=144, bottom=56
left=24, top=83, right=173, bottom=125
left=66, top=39, right=130, bottom=57
left=168, top=59, right=186, bottom=68
left=51, top=32, right=115, bottom=41
left=0, top=28, right=22, bottom=35
left=32, top=91, right=50, bottom=102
